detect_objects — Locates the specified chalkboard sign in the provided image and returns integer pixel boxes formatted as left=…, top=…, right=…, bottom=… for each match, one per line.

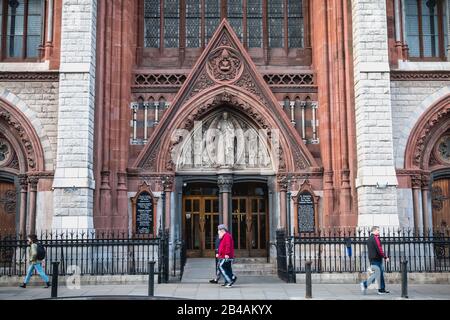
left=298, top=192, right=315, bottom=233
left=135, top=191, right=154, bottom=235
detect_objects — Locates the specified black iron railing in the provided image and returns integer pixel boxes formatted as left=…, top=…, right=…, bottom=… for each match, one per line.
left=0, top=230, right=168, bottom=280
left=292, top=228, right=450, bottom=274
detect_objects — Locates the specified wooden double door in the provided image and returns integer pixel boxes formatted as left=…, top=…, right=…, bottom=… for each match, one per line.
left=183, top=195, right=268, bottom=258
left=0, top=181, right=16, bottom=233
left=432, top=178, right=450, bottom=228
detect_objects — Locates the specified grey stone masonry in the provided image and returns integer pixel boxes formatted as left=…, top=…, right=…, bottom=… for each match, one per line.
left=52, top=0, right=97, bottom=230
left=352, top=0, right=399, bottom=227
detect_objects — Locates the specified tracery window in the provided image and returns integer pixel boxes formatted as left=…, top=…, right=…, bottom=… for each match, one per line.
left=144, top=0, right=160, bottom=48
left=205, top=0, right=221, bottom=44
left=186, top=0, right=201, bottom=47
left=0, top=0, right=43, bottom=60
left=247, top=0, right=262, bottom=48
left=143, top=0, right=304, bottom=50
left=405, top=0, right=448, bottom=59
left=164, top=0, right=180, bottom=48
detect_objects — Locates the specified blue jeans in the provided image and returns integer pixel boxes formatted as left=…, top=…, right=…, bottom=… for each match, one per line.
left=24, top=263, right=49, bottom=284
left=364, top=260, right=385, bottom=290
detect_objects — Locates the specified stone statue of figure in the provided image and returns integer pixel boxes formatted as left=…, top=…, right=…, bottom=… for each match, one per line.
left=216, top=112, right=235, bottom=167
left=180, top=139, right=193, bottom=168
left=247, top=130, right=258, bottom=167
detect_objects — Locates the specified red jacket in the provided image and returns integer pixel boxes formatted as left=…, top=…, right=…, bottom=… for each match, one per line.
left=218, top=232, right=235, bottom=259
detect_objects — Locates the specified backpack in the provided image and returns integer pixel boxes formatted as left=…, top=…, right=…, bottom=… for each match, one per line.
left=36, top=243, right=46, bottom=260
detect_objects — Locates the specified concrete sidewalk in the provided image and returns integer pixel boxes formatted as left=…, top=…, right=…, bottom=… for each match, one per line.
left=0, top=282, right=450, bottom=300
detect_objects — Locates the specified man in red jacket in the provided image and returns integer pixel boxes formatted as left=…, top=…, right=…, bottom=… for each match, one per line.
left=217, top=224, right=237, bottom=288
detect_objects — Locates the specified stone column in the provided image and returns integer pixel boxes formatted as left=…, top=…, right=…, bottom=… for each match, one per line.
left=52, top=0, right=97, bottom=231
left=28, top=177, right=39, bottom=235
left=277, top=175, right=288, bottom=231
left=18, top=175, right=28, bottom=237
left=44, top=0, right=54, bottom=59
left=421, top=174, right=431, bottom=233
left=162, top=175, right=174, bottom=233
left=447, top=0, right=450, bottom=58
left=411, top=175, right=423, bottom=233
left=218, top=175, right=233, bottom=231
left=352, top=0, right=399, bottom=228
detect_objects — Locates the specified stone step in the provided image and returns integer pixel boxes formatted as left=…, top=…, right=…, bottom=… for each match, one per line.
left=233, top=257, right=269, bottom=263
left=232, top=263, right=275, bottom=270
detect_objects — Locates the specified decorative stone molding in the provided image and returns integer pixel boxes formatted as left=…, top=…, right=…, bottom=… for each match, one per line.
left=0, top=109, right=37, bottom=170
left=263, top=73, right=315, bottom=86
left=277, top=174, right=289, bottom=192
left=409, top=101, right=450, bottom=168
left=133, top=73, right=187, bottom=87
left=391, top=71, right=450, bottom=81
left=132, top=72, right=317, bottom=92
left=0, top=72, right=59, bottom=82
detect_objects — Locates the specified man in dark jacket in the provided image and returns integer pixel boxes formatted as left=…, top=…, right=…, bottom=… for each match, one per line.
left=217, top=224, right=237, bottom=288
left=360, top=226, right=390, bottom=295
left=209, top=235, right=222, bottom=283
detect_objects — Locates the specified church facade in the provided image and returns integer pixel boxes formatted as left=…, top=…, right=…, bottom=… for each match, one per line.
left=0, top=0, right=449, bottom=258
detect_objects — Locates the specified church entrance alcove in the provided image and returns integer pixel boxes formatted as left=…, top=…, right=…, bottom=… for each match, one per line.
left=182, top=181, right=269, bottom=258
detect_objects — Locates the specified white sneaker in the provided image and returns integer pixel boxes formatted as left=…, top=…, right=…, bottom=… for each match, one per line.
left=225, top=283, right=233, bottom=288
left=360, top=282, right=367, bottom=294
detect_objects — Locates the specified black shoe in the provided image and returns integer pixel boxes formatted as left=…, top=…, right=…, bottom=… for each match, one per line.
left=209, top=279, right=218, bottom=284
left=19, top=283, right=26, bottom=289
left=221, top=283, right=229, bottom=287
left=231, top=276, right=237, bottom=285
left=45, top=282, right=51, bottom=288
left=377, top=289, right=390, bottom=295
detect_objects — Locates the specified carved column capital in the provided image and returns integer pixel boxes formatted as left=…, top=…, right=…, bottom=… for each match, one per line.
left=28, top=176, right=39, bottom=191
left=218, top=175, right=233, bottom=193
left=18, top=174, right=28, bottom=191
left=161, top=175, right=174, bottom=192
left=411, top=174, right=422, bottom=189
left=277, top=174, right=288, bottom=192
left=421, top=174, right=431, bottom=190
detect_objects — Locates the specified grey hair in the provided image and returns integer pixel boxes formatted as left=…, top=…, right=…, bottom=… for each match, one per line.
left=218, top=224, right=228, bottom=231
left=371, top=226, right=380, bottom=233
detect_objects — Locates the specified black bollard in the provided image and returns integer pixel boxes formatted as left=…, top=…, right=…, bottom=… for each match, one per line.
left=305, top=261, right=312, bottom=299
left=401, top=260, right=408, bottom=298
left=51, top=262, right=60, bottom=299
left=148, top=261, right=156, bottom=297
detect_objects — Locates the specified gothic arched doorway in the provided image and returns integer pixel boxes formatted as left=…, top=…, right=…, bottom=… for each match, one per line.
left=182, top=181, right=269, bottom=258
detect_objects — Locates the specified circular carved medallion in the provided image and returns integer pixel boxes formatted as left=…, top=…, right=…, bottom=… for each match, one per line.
left=0, top=138, right=11, bottom=167
left=436, top=135, right=450, bottom=164
left=206, top=47, right=244, bottom=83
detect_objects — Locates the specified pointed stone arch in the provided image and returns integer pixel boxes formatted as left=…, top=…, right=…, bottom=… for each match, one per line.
left=0, top=98, right=46, bottom=173
left=405, top=94, right=450, bottom=170
left=133, top=20, right=318, bottom=174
